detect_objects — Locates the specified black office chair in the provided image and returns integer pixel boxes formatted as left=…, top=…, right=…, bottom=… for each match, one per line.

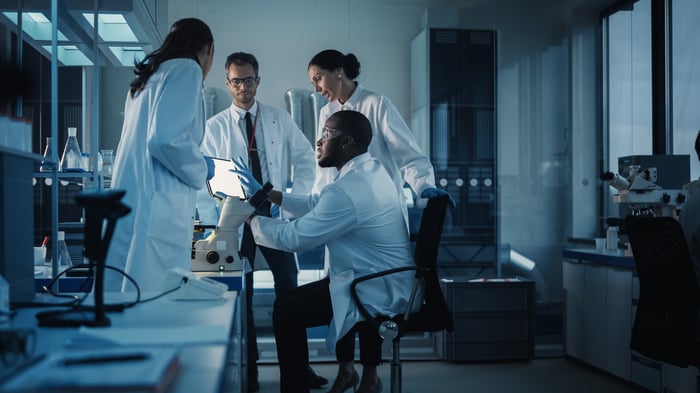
left=350, top=195, right=454, bottom=393
left=624, top=215, right=700, bottom=368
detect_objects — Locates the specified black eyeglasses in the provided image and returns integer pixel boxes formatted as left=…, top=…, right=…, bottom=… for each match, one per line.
left=228, top=76, right=258, bottom=88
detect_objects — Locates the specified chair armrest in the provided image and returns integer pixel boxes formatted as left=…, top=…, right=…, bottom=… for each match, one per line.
left=349, top=266, right=428, bottom=321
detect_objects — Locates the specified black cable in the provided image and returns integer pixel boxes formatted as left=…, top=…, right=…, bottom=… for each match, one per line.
left=15, top=262, right=189, bottom=316
left=137, top=278, right=186, bottom=304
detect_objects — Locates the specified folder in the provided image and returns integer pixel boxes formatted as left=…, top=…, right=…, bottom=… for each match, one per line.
left=0, top=347, right=180, bottom=393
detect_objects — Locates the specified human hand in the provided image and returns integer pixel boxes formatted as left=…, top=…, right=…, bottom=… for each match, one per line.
left=231, top=156, right=262, bottom=197
left=421, top=187, right=456, bottom=207
left=204, top=156, right=215, bottom=180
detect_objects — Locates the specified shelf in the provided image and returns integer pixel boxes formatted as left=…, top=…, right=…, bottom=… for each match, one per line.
left=58, top=222, right=85, bottom=230
left=0, top=145, right=44, bottom=162
left=34, top=171, right=95, bottom=178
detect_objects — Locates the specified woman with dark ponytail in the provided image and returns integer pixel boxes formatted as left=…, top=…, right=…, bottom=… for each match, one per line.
left=106, top=18, right=216, bottom=292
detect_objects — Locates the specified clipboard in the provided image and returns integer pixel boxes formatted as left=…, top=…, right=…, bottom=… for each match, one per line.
left=205, top=157, right=246, bottom=200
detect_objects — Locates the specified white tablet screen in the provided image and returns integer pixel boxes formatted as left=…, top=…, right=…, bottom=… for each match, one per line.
left=205, top=157, right=246, bottom=199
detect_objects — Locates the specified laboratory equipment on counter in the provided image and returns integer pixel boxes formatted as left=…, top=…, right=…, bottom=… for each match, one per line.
left=191, top=182, right=272, bottom=272
left=60, top=127, right=83, bottom=172
left=602, top=164, right=687, bottom=217
left=37, top=189, right=131, bottom=327
left=618, top=155, right=689, bottom=189
left=39, top=137, right=54, bottom=172
left=606, top=225, right=619, bottom=250
left=100, top=149, right=113, bottom=188
left=55, top=231, right=72, bottom=271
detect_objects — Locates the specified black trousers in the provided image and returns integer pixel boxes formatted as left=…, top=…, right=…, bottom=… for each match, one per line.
left=272, top=277, right=383, bottom=393
left=241, top=223, right=298, bottom=383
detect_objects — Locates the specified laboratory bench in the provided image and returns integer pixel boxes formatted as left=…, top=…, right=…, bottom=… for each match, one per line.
left=562, top=247, right=698, bottom=393
left=31, top=270, right=244, bottom=293
left=1, top=284, right=245, bottom=393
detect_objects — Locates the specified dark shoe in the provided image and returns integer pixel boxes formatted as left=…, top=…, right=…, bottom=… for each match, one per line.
left=308, top=366, right=329, bottom=389
left=325, top=369, right=359, bottom=393
left=357, top=378, right=382, bottom=393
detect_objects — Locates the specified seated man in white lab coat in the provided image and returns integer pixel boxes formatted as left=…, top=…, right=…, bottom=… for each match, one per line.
left=234, top=110, right=419, bottom=393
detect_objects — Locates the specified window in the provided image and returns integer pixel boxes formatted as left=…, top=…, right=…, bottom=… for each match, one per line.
left=672, top=0, right=700, bottom=180
left=601, top=0, right=699, bottom=222
left=603, top=0, right=652, bottom=175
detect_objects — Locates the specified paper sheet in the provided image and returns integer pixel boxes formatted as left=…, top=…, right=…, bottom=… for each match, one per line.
left=66, top=325, right=229, bottom=349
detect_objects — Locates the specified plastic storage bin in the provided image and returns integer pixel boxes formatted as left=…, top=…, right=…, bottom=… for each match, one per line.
left=434, top=276, right=535, bottom=362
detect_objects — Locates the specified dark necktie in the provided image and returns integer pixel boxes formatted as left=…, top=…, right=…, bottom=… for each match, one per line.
left=245, top=111, right=270, bottom=216
left=245, top=111, right=263, bottom=184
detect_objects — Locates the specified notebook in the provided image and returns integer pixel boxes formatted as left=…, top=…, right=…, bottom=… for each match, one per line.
left=0, top=347, right=180, bottom=393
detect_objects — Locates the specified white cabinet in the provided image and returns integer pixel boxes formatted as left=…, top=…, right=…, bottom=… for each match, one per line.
left=563, top=259, right=632, bottom=379
left=564, top=254, right=699, bottom=392
left=583, top=264, right=607, bottom=370
left=563, top=261, right=584, bottom=359
left=605, top=268, right=632, bottom=380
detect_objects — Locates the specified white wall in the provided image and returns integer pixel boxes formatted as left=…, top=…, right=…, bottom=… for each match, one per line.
left=168, top=0, right=456, bottom=120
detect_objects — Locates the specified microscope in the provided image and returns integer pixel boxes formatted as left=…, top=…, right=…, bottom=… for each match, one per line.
left=190, top=181, right=272, bottom=272
left=602, top=164, right=687, bottom=217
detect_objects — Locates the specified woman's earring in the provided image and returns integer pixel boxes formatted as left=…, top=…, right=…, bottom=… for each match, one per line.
left=337, top=74, right=342, bottom=80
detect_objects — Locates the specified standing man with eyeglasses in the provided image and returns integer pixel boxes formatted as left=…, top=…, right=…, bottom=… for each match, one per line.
left=197, top=52, right=320, bottom=392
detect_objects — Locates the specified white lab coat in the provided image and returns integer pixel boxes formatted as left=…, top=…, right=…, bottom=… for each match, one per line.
left=312, top=84, right=436, bottom=222
left=250, top=153, right=419, bottom=351
left=106, top=58, right=209, bottom=292
left=197, top=101, right=316, bottom=224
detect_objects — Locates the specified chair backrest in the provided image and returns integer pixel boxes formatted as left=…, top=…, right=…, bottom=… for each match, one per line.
left=402, top=195, right=454, bottom=334
left=414, top=195, right=449, bottom=270
left=625, top=215, right=700, bottom=367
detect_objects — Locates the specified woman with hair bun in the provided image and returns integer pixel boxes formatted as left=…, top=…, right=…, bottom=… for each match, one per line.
left=308, top=49, right=452, bottom=217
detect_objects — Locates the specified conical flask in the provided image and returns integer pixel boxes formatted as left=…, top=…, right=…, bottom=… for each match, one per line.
left=60, top=127, right=83, bottom=172
left=39, top=137, right=54, bottom=172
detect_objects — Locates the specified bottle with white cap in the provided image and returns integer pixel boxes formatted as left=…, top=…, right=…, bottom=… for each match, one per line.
left=606, top=225, right=619, bottom=250
left=60, top=127, right=83, bottom=172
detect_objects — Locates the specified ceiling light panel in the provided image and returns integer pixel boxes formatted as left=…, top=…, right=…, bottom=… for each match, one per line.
left=82, top=12, right=138, bottom=43
left=2, top=11, right=69, bottom=41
